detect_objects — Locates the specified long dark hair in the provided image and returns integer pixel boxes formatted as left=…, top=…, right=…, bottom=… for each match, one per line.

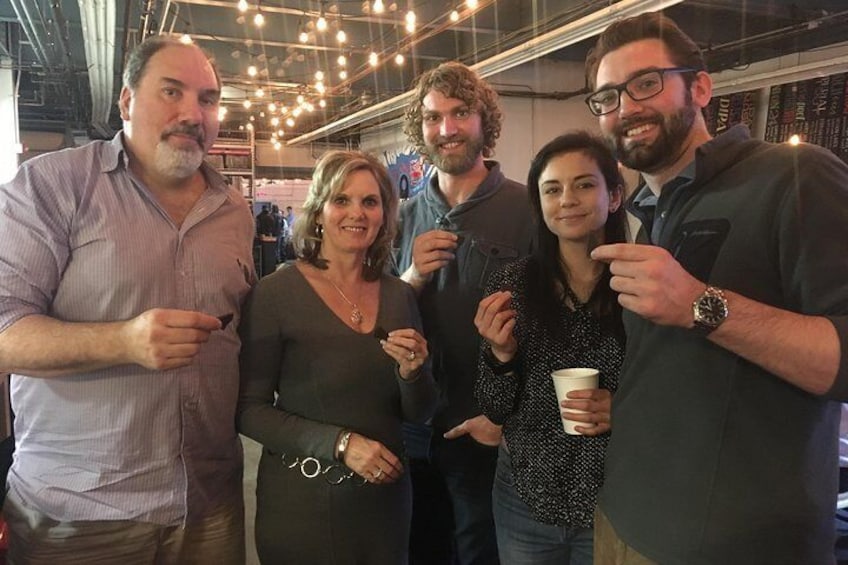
left=525, top=131, right=627, bottom=336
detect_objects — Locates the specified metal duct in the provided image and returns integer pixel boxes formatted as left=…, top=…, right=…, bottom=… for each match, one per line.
left=79, top=0, right=116, bottom=133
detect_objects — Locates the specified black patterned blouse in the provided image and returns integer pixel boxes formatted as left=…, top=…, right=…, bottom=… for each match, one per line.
left=475, top=257, right=624, bottom=527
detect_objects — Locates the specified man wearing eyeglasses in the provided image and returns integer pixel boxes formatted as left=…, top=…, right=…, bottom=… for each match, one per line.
left=584, top=12, right=848, bottom=565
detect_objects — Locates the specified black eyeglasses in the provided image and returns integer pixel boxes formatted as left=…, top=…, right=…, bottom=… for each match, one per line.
left=585, top=67, right=697, bottom=116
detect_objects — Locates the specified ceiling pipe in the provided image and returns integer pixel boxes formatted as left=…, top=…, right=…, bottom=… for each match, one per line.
left=287, top=0, right=684, bottom=146
left=8, top=0, right=49, bottom=69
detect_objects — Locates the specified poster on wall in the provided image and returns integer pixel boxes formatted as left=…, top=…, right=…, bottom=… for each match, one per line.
left=704, top=89, right=758, bottom=136
left=384, top=150, right=434, bottom=200
left=764, top=71, right=848, bottom=163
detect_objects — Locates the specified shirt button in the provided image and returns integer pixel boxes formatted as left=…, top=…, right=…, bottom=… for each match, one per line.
left=660, top=211, right=668, bottom=219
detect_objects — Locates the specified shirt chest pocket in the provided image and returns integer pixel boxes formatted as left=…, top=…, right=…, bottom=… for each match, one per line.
left=462, top=239, right=520, bottom=289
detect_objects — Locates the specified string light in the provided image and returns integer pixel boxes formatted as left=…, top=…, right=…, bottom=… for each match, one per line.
left=296, top=94, right=305, bottom=104
left=270, top=116, right=280, bottom=126
left=450, top=10, right=459, bottom=22
left=466, top=0, right=478, bottom=8
left=315, top=70, right=324, bottom=81
left=369, top=52, right=378, bottom=66
left=254, top=11, right=265, bottom=27
left=405, top=11, right=416, bottom=33
left=217, top=106, right=228, bottom=121
left=247, top=65, right=258, bottom=77
left=293, top=107, right=303, bottom=117
left=336, top=29, right=347, bottom=43
left=395, top=53, right=405, bottom=65
left=373, top=0, right=385, bottom=13
left=237, top=0, right=249, bottom=12
left=319, top=99, right=327, bottom=108
left=268, top=102, right=277, bottom=112
left=339, top=70, right=347, bottom=80
left=286, top=117, right=295, bottom=127
left=243, top=99, right=252, bottom=109
left=246, top=122, right=254, bottom=130
left=316, top=15, right=328, bottom=31
left=337, top=54, right=347, bottom=66
left=299, top=30, right=309, bottom=43
left=255, top=88, right=264, bottom=97
left=278, top=129, right=285, bottom=136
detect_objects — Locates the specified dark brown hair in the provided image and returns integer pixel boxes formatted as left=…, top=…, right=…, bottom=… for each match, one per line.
left=585, top=12, right=705, bottom=90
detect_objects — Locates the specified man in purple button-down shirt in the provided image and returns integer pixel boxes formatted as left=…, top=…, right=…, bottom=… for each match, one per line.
left=0, top=35, right=255, bottom=563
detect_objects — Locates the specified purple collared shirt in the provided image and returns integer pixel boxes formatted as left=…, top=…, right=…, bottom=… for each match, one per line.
left=0, top=133, right=256, bottom=525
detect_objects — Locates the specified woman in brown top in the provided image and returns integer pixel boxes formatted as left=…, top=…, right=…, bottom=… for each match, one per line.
left=237, top=150, right=437, bottom=564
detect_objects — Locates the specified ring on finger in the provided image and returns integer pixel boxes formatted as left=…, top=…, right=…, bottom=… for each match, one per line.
left=374, top=468, right=384, bottom=479
left=407, top=351, right=416, bottom=361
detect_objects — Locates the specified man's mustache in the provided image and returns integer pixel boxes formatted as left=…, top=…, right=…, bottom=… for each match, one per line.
left=161, top=125, right=204, bottom=146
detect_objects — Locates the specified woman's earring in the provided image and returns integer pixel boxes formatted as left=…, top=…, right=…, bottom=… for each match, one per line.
left=315, top=223, right=323, bottom=239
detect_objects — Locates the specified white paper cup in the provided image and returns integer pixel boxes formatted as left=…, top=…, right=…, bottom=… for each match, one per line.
left=551, top=368, right=599, bottom=435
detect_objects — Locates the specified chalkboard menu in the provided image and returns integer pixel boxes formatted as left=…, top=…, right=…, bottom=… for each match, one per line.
left=705, top=90, right=758, bottom=136
left=764, top=72, right=848, bottom=162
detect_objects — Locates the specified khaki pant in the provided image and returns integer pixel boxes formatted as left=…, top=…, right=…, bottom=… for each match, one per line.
left=594, top=507, right=658, bottom=565
left=3, top=489, right=245, bottom=565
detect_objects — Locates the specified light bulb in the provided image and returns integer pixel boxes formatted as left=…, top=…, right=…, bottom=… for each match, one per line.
left=315, top=82, right=326, bottom=94
left=450, top=10, right=459, bottom=22
left=246, top=122, right=254, bottom=130
left=247, top=65, right=257, bottom=77
left=242, top=99, right=252, bottom=109
left=338, top=54, right=347, bottom=66
left=296, top=94, right=305, bottom=104
left=299, top=31, right=309, bottom=43
left=315, top=70, right=324, bottom=81
left=466, top=0, right=478, bottom=8
left=293, top=107, right=302, bottom=117
left=336, top=30, right=346, bottom=43
left=286, top=117, right=295, bottom=127
left=271, top=117, right=279, bottom=126
left=278, top=129, right=285, bottom=136
left=255, top=88, right=264, bottom=97
left=369, top=52, right=378, bottom=66
left=316, top=16, right=328, bottom=32
left=179, top=34, right=192, bottom=44
left=373, top=0, right=384, bottom=13
left=253, top=12, right=265, bottom=27
left=339, top=70, right=347, bottom=80
left=319, top=99, right=327, bottom=108
left=237, top=0, right=248, bottom=13
left=395, top=53, right=404, bottom=65
left=268, top=102, right=277, bottom=112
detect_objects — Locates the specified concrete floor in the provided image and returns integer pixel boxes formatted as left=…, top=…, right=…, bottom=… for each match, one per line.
left=241, top=435, right=261, bottom=565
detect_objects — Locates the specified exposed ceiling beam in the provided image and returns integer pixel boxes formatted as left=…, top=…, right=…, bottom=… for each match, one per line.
left=288, top=0, right=685, bottom=145
left=174, top=0, right=501, bottom=35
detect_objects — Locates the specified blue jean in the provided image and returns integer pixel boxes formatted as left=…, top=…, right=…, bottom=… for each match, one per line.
left=493, top=448, right=593, bottom=565
left=409, top=433, right=499, bottom=565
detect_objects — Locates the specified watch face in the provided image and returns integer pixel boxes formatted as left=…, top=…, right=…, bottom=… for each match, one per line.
left=697, top=295, right=728, bottom=326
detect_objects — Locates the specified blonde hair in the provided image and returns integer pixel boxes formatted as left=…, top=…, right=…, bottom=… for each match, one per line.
left=293, top=150, right=398, bottom=281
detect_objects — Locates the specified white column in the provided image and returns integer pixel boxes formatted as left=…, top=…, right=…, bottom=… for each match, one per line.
left=0, top=57, right=22, bottom=183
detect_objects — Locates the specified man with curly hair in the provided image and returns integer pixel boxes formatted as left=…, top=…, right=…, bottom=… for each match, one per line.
left=395, top=61, right=534, bottom=564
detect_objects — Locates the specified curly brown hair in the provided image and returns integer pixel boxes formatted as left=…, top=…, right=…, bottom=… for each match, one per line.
left=403, top=61, right=502, bottom=161
left=293, top=150, right=397, bottom=281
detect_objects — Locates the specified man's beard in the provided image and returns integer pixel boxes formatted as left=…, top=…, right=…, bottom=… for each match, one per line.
left=608, top=99, right=696, bottom=174
left=154, top=125, right=206, bottom=179
left=425, top=134, right=485, bottom=175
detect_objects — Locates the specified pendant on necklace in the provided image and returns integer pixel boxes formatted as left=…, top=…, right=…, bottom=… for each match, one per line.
left=350, top=306, right=363, bottom=325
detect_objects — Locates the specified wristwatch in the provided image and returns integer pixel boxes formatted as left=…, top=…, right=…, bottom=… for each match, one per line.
left=692, top=285, right=729, bottom=335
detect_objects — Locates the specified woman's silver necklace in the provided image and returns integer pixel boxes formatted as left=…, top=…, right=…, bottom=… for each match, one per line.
left=325, top=276, right=363, bottom=326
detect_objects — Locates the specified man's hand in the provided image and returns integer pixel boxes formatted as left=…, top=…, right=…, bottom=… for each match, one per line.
left=474, top=291, right=517, bottom=363
left=401, top=229, right=458, bottom=291
left=443, top=414, right=502, bottom=446
left=120, top=308, right=222, bottom=370
left=591, top=243, right=703, bottom=327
